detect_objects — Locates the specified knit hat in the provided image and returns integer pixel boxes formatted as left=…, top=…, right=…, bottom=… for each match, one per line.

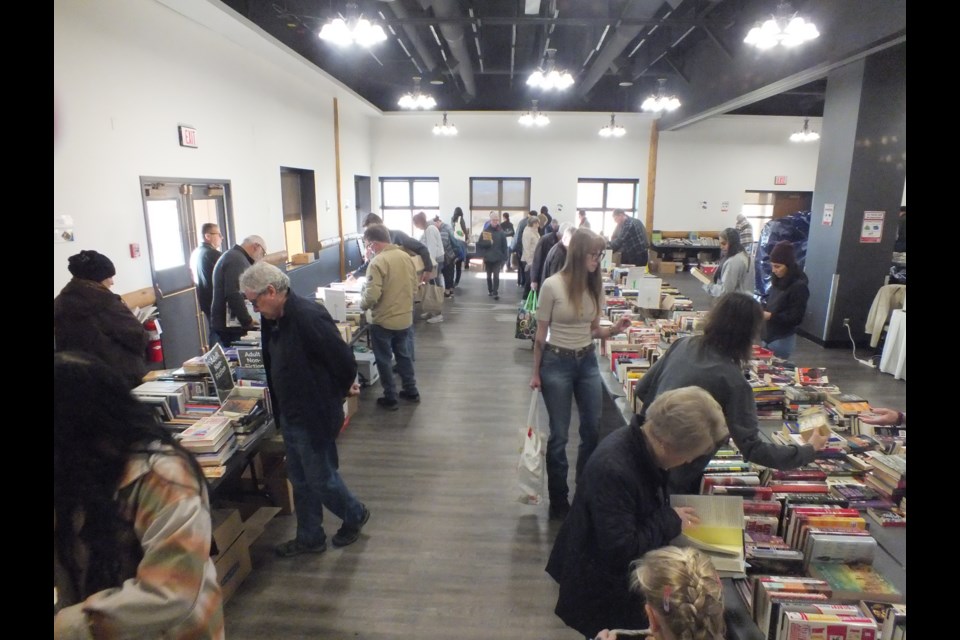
left=769, top=241, right=795, bottom=265
left=68, top=250, right=116, bottom=282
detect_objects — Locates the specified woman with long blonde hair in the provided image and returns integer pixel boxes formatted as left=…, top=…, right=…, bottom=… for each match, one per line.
left=530, top=228, right=631, bottom=520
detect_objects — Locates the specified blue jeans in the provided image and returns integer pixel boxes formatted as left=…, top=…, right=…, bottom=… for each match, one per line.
left=370, top=324, right=418, bottom=400
left=539, top=348, right=602, bottom=503
left=763, top=334, right=796, bottom=359
left=279, top=416, right=364, bottom=546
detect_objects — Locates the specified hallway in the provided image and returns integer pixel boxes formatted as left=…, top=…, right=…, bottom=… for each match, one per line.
left=222, top=267, right=906, bottom=639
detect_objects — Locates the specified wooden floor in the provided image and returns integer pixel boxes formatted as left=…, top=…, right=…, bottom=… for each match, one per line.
left=222, top=267, right=906, bottom=639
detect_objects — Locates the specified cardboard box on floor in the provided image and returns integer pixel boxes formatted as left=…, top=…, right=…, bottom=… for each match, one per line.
left=211, top=506, right=280, bottom=603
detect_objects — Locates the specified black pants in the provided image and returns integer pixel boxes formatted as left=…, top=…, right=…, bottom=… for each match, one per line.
left=441, top=260, right=456, bottom=290
left=454, top=259, right=464, bottom=285
left=517, top=258, right=527, bottom=286
left=485, top=261, right=503, bottom=293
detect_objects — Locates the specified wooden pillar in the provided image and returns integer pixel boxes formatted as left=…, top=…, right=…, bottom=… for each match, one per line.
left=333, top=97, right=346, bottom=279
left=645, top=120, right=659, bottom=238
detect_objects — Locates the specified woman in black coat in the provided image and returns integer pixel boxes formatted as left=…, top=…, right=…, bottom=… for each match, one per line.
left=761, top=241, right=809, bottom=359
left=54, top=250, right=148, bottom=389
left=545, top=386, right=728, bottom=638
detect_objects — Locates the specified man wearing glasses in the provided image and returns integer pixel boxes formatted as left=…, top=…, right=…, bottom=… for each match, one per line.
left=190, top=223, right=223, bottom=346
left=211, top=234, right=267, bottom=347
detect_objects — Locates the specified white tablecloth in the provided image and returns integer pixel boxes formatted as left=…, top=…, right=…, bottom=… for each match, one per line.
left=879, top=309, right=906, bottom=380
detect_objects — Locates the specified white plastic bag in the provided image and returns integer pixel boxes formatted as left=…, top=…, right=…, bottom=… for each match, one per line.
left=517, top=390, right=545, bottom=505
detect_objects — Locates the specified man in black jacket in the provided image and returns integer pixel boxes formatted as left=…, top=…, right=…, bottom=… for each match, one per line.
left=211, top=235, right=266, bottom=346
left=240, top=261, right=369, bottom=557
left=348, top=212, right=434, bottom=283
left=190, top=223, right=222, bottom=343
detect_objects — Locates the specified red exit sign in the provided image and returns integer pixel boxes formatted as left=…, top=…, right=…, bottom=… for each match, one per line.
left=178, top=125, right=198, bottom=148
left=774, top=175, right=787, bottom=185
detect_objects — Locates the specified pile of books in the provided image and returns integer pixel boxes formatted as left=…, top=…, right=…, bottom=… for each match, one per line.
left=861, top=451, right=906, bottom=506
left=178, top=415, right=239, bottom=478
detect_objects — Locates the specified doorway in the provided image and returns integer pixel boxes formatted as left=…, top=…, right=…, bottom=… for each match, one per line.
left=354, top=175, right=371, bottom=231
left=280, top=167, right=318, bottom=259
left=140, top=178, right=232, bottom=365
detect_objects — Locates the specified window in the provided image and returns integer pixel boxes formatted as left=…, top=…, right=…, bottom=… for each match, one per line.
left=379, top=178, right=440, bottom=236
left=469, top=177, right=530, bottom=240
left=576, top=179, right=639, bottom=236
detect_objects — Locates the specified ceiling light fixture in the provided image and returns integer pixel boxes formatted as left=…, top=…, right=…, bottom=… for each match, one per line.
left=318, top=2, right=387, bottom=47
left=398, top=77, right=437, bottom=110
left=527, top=49, right=574, bottom=91
left=744, top=2, right=820, bottom=50
left=599, top=114, right=626, bottom=138
left=432, top=112, right=458, bottom=136
left=789, top=118, right=820, bottom=142
left=518, top=100, right=550, bottom=127
left=640, top=79, right=681, bottom=113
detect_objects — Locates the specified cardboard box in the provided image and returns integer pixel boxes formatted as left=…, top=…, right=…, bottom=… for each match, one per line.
left=211, top=508, right=244, bottom=555
left=214, top=530, right=251, bottom=604
left=290, top=253, right=315, bottom=265
left=658, top=261, right=682, bottom=274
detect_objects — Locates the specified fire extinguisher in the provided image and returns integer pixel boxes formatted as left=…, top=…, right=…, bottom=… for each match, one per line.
left=144, top=319, right=164, bottom=363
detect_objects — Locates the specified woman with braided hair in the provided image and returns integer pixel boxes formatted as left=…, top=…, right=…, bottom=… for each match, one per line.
left=595, top=546, right=726, bottom=640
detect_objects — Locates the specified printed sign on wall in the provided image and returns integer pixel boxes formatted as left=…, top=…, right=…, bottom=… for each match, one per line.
left=822, top=204, right=834, bottom=226
left=860, top=211, right=885, bottom=243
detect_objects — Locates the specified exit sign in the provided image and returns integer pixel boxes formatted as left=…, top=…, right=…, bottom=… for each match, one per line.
left=774, top=175, right=787, bottom=185
left=178, top=125, right=198, bottom=148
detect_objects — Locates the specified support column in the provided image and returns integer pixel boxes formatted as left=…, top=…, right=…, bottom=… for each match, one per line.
left=799, top=43, right=906, bottom=346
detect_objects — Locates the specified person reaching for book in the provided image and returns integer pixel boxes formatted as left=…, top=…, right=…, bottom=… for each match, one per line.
left=545, top=387, right=728, bottom=639
left=635, top=292, right=829, bottom=495
left=593, top=546, right=726, bottom=640
left=859, top=408, right=906, bottom=427
left=54, top=352, right=224, bottom=639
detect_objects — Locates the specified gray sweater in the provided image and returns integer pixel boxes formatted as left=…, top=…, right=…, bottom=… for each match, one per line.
left=635, top=335, right=815, bottom=493
left=704, top=250, right=753, bottom=297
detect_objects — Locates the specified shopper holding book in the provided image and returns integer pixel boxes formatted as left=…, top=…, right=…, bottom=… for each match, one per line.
left=635, top=292, right=829, bottom=495
left=702, top=227, right=753, bottom=298
left=761, top=240, right=809, bottom=359
left=546, top=387, right=728, bottom=638
left=54, top=352, right=224, bottom=639
left=593, top=547, right=725, bottom=640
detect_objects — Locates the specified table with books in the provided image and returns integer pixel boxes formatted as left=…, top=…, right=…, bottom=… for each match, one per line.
left=592, top=283, right=907, bottom=640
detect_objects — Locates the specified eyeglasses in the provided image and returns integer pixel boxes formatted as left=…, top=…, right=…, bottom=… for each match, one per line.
left=249, top=287, right=271, bottom=309
left=588, top=251, right=605, bottom=260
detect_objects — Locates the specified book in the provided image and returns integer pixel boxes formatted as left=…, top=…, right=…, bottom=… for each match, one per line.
left=807, top=563, right=903, bottom=604
left=690, top=266, right=712, bottom=284
left=218, top=396, right=262, bottom=418
left=880, top=604, right=906, bottom=640
left=802, top=532, right=877, bottom=569
left=670, top=494, right=745, bottom=576
left=779, top=604, right=865, bottom=640
left=780, top=611, right=878, bottom=640
left=866, top=507, right=906, bottom=528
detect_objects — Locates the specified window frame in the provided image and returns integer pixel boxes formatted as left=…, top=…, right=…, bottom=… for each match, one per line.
left=379, top=177, right=440, bottom=237
left=469, top=177, right=531, bottom=239
left=576, top=178, right=640, bottom=236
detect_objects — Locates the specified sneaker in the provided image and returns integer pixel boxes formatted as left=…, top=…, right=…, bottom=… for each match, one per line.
left=332, top=505, right=371, bottom=547
left=548, top=499, right=570, bottom=521
left=398, top=390, right=421, bottom=402
left=376, top=397, right=399, bottom=411
left=426, top=314, right=444, bottom=324
left=275, top=538, right=327, bottom=557
left=493, top=294, right=499, bottom=301
left=444, top=291, right=454, bottom=298
left=420, top=312, right=432, bottom=319
left=488, top=291, right=494, bottom=296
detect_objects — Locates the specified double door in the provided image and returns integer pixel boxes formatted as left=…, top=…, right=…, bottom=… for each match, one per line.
left=140, top=178, right=232, bottom=367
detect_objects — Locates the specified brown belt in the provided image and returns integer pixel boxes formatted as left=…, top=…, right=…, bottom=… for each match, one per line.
left=545, top=343, right=596, bottom=359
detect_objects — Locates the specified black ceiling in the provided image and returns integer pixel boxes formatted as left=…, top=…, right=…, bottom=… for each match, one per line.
left=219, top=0, right=900, bottom=121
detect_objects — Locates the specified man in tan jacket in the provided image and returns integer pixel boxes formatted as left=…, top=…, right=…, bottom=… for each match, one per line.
left=360, top=224, right=421, bottom=410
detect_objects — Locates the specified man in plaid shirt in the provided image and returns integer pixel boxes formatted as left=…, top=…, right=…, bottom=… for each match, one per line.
left=609, top=209, right=649, bottom=267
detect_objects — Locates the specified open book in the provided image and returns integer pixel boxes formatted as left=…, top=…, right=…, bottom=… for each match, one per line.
left=670, top=494, right=745, bottom=576
left=690, top=267, right=712, bottom=285
left=132, top=305, right=157, bottom=323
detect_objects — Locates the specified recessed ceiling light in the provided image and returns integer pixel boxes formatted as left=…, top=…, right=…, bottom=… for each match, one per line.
left=429, top=78, right=445, bottom=85
left=618, top=80, right=634, bottom=87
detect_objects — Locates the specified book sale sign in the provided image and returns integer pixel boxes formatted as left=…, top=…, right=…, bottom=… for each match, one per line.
left=860, top=211, right=885, bottom=243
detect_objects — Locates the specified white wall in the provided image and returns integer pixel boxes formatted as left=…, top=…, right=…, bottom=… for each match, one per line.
left=371, top=111, right=657, bottom=226
left=655, top=115, right=822, bottom=231
left=53, top=0, right=376, bottom=296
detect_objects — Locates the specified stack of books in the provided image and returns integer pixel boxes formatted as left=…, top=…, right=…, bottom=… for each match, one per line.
left=671, top=494, right=746, bottom=578
left=178, top=415, right=239, bottom=477
left=861, top=451, right=906, bottom=506
left=751, top=576, right=833, bottom=640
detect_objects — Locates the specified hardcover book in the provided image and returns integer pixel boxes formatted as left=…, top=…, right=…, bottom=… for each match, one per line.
left=807, top=563, right=903, bottom=604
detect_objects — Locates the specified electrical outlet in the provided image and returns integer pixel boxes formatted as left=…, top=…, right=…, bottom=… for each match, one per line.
left=842, top=317, right=850, bottom=326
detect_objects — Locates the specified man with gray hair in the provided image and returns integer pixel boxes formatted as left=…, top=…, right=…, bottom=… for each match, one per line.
left=211, top=234, right=267, bottom=346
left=360, top=223, right=420, bottom=410
left=239, top=261, right=369, bottom=556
